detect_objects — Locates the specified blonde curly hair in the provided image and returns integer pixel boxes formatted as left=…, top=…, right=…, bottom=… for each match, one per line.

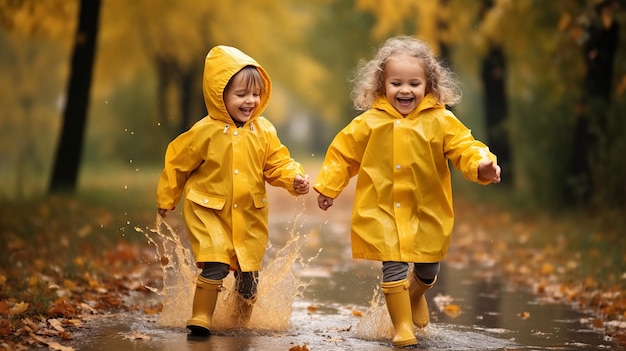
left=351, top=35, right=462, bottom=111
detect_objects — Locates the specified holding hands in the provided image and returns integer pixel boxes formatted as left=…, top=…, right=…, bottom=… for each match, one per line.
left=317, top=194, right=333, bottom=211
left=294, top=174, right=310, bottom=194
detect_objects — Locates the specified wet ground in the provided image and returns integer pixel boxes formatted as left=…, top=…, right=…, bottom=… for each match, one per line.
left=62, top=187, right=621, bottom=350
left=66, top=263, right=614, bottom=350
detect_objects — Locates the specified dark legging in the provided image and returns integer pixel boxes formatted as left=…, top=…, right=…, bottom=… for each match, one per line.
left=200, top=262, right=258, bottom=299
left=382, top=261, right=440, bottom=282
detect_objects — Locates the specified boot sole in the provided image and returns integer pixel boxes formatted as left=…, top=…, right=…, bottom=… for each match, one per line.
left=187, top=325, right=211, bottom=337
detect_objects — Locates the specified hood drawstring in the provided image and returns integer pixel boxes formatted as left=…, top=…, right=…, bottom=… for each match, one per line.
left=223, top=125, right=229, bottom=134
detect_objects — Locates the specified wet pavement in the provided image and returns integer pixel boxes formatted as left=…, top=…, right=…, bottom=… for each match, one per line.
left=63, top=190, right=621, bottom=350
left=64, top=262, right=616, bottom=351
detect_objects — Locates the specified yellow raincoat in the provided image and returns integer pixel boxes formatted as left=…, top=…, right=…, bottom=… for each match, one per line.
left=156, top=46, right=304, bottom=272
left=314, top=94, right=496, bottom=263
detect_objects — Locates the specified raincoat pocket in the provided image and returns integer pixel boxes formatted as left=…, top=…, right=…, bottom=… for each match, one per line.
left=252, top=193, right=268, bottom=209
left=186, top=189, right=227, bottom=210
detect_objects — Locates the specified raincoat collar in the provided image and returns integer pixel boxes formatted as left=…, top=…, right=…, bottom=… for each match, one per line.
left=372, top=93, right=444, bottom=119
left=202, top=46, right=272, bottom=126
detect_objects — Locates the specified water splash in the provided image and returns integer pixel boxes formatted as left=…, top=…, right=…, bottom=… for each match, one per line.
left=137, top=197, right=311, bottom=333
left=355, top=287, right=394, bottom=341
left=137, top=217, right=196, bottom=327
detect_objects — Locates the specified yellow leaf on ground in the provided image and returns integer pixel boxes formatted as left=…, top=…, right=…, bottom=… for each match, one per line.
left=540, top=263, right=554, bottom=275
left=443, top=304, right=462, bottom=318
left=352, top=310, right=363, bottom=317
left=9, top=301, right=28, bottom=315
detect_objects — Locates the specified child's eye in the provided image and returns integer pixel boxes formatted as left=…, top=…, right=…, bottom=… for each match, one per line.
left=391, top=82, right=401, bottom=87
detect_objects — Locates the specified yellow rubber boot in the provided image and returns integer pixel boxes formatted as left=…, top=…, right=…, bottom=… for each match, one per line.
left=187, top=276, right=222, bottom=336
left=381, top=279, right=418, bottom=348
left=408, top=273, right=437, bottom=327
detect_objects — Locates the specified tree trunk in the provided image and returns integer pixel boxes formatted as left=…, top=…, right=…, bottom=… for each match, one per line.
left=567, top=2, right=619, bottom=202
left=481, top=45, right=511, bottom=182
left=49, top=0, right=101, bottom=193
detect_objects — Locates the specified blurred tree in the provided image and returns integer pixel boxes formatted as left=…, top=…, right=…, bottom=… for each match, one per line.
left=0, top=0, right=77, bottom=197
left=345, top=0, right=626, bottom=208
left=305, top=0, right=376, bottom=126
left=476, top=0, right=512, bottom=185
left=567, top=0, right=620, bottom=203
left=49, top=0, right=101, bottom=193
left=95, top=0, right=333, bottom=139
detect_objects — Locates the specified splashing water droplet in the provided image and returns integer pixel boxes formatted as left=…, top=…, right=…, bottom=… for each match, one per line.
left=140, top=198, right=313, bottom=332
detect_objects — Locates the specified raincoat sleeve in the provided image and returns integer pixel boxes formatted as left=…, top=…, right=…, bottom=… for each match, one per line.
left=442, top=112, right=497, bottom=185
left=314, top=118, right=366, bottom=198
left=262, top=120, right=305, bottom=196
left=156, top=128, right=205, bottom=209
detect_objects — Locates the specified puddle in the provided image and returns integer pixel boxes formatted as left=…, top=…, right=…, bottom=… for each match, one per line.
left=66, top=263, right=616, bottom=351
left=65, top=194, right=619, bottom=350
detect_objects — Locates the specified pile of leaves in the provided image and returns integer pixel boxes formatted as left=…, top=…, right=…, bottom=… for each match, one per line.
left=0, top=196, right=162, bottom=350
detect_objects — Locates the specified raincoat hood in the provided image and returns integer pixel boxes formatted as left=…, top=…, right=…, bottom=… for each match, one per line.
left=203, top=45, right=272, bottom=124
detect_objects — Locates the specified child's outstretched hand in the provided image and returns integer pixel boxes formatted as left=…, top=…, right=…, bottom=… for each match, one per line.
left=478, top=160, right=501, bottom=183
left=317, top=194, right=333, bottom=211
left=294, top=174, right=310, bottom=194
left=157, top=208, right=170, bottom=218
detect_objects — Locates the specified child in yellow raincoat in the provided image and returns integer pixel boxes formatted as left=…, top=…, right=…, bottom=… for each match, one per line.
left=314, top=35, right=501, bottom=348
left=156, top=46, right=309, bottom=337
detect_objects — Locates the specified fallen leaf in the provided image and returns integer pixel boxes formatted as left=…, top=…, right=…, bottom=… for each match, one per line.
left=443, top=304, right=462, bottom=318
left=518, top=311, right=530, bottom=320
left=9, top=302, right=28, bottom=315
left=143, top=304, right=162, bottom=315
left=593, top=318, right=604, bottom=328
left=121, top=331, right=151, bottom=341
left=0, top=319, right=12, bottom=335
left=540, top=263, right=554, bottom=275
left=48, top=318, right=65, bottom=332
left=79, top=303, right=98, bottom=314
left=30, top=332, right=75, bottom=351
left=0, top=301, right=9, bottom=315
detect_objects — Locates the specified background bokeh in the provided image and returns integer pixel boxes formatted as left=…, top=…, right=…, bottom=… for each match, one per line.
left=1, top=0, right=625, bottom=208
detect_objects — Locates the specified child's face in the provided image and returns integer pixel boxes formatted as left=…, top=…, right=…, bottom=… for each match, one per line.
left=224, top=72, right=261, bottom=125
left=383, top=54, right=427, bottom=116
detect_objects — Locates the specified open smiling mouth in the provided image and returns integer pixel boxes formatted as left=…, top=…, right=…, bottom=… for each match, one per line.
left=397, top=97, right=414, bottom=106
